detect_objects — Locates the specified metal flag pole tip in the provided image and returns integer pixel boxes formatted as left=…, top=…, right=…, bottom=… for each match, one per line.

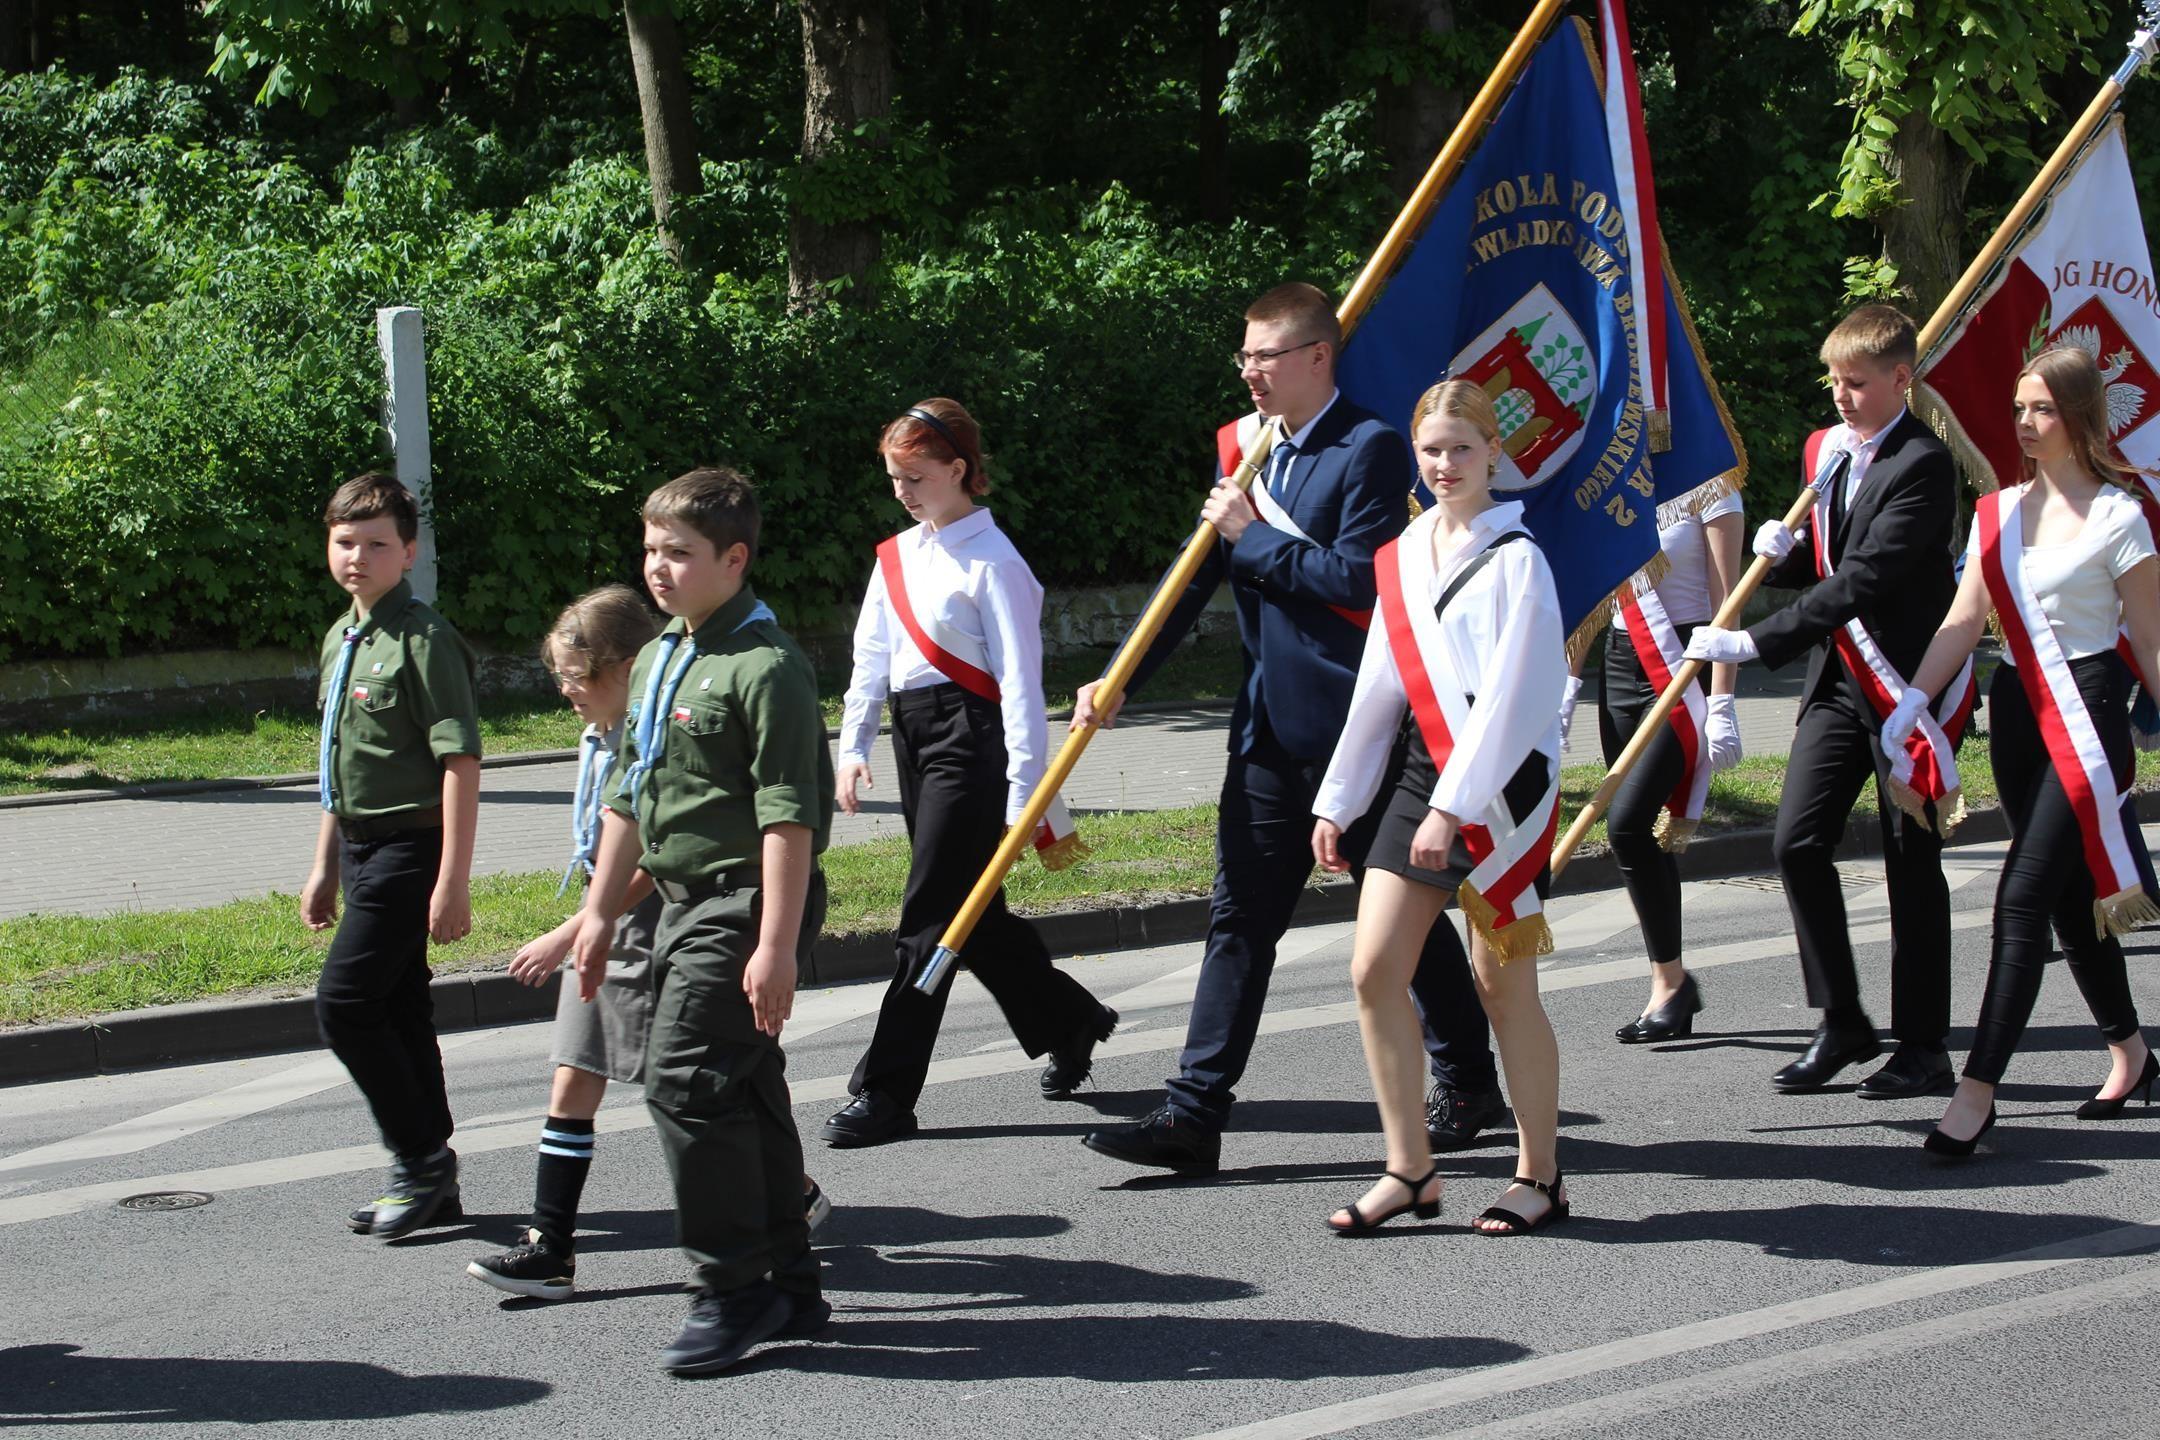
left=913, top=945, right=961, bottom=996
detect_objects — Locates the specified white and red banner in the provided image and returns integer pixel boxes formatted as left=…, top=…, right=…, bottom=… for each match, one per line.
left=874, top=536, right=1087, bottom=869
left=1598, top=0, right=1669, bottom=447
left=1974, top=485, right=2160, bottom=935
left=1919, top=119, right=2160, bottom=513
left=1614, top=580, right=1709, bottom=848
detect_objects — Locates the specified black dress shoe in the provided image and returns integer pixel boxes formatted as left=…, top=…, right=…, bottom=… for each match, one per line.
left=1426, top=1082, right=1510, bottom=1152
left=1041, top=1005, right=1120, bottom=1098
left=818, top=1090, right=918, bottom=1148
left=1771, top=1021, right=1883, bottom=1093
left=1081, top=1105, right=1221, bottom=1175
left=1856, top=1044, right=1955, bottom=1099
left=1616, top=974, right=1703, bottom=1044
left=660, top=1281, right=790, bottom=1375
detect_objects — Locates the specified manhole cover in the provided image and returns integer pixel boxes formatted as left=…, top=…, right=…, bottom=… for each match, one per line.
left=115, top=1191, right=213, bottom=1211
left=1711, top=871, right=1877, bottom=893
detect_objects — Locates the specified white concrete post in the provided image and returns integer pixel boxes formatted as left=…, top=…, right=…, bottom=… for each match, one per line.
left=375, top=307, right=437, bottom=602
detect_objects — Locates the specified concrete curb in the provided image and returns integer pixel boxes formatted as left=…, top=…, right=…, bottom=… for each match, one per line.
left=0, top=699, right=1236, bottom=811
left=9, top=786, right=2101, bottom=1088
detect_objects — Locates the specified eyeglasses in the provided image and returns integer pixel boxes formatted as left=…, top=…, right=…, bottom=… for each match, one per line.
left=1231, top=340, right=1322, bottom=371
left=551, top=669, right=592, bottom=689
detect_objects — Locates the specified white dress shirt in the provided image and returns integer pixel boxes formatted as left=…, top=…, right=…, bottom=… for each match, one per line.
left=1820, top=407, right=1905, bottom=514
left=1314, top=502, right=1566, bottom=828
left=839, top=507, right=1050, bottom=823
left=1974, top=484, right=2158, bottom=663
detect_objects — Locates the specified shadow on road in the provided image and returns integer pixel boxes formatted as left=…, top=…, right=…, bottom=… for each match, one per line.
left=0, top=1343, right=549, bottom=1424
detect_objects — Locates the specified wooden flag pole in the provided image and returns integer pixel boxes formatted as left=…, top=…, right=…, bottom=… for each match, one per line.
left=1552, top=4, right=2160, bottom=881
left=912, top=0, right=1572, bottom=994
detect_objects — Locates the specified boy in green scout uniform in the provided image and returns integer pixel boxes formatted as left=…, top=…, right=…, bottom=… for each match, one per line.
left=571, top=466, right=834, bottom=1376
left=301, top=472, right=483, bottom=1240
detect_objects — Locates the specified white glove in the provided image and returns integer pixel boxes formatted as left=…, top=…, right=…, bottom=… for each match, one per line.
left=1753, top=519, right=1797, bottom=562
left=1682, top=626, right=1759, bottom=665
left=1705, top=693, right=1742, bottom=773
left=1557, top=675, right=1584, bottom=746
left=1882, top=686, right=1929, bottom=750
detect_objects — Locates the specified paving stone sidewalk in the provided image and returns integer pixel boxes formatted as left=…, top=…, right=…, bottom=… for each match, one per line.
left=0, top=672, right=1809, bottom=920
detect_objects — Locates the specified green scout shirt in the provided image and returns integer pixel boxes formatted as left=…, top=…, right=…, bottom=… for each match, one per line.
left=605, top=586, right=834, bottom=886
left=317, top=577, right=483, bottom=820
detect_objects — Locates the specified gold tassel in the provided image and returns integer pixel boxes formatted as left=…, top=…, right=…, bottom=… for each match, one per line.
left=1035, top=830, right=1091, bottom=872
left=1652, top=810, right=1698, bottom=853
left=1886, top=777, right=1964, bottom=838
left=2096, top=885, right=2160, bottom=938
left=1459, top=882, right=1555, bottom=965
left=1648, top=408, right=1673, bottom=454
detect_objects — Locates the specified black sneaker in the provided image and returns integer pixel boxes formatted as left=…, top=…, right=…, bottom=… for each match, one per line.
left=466, top=1227, right=576, bottom=1300
left=1041, top=1005, right=1120, bottom=1098
left=776, top=1289, right=833, bottom=1339
left=804, top=1180, right=832, bottom=1237
left=1426, top=1083, right=1510, bottom=1152
left=369, top=1148, right=460, bottom=1240
left=347, top=1184, right=464, bottom=1234
left=660, top=1281, right=790, bottom=1375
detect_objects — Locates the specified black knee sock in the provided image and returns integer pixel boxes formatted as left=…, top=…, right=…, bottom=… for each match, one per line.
left=531, top=1115, right=595, bottom=1247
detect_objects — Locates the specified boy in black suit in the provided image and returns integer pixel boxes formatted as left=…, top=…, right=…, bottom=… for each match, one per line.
left=1685, top=305, right=1961, bottom=1098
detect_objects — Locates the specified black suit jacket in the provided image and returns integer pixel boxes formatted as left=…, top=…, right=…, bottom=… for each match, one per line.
left=1748, top=411, right=1959, bottom=714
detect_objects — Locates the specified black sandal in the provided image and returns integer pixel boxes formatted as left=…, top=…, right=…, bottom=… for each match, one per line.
left=1474, top=1172, right=1569, bottom=1236
left=1327, top=1167, right=1441, bottom=1235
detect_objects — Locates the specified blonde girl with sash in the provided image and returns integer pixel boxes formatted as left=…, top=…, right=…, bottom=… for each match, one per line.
left=822, top=398, right=1118, bottom=1148
left=1312, top=380, right=1569, bottom=1234
left=1886, top=347, right=2160, bottom=1156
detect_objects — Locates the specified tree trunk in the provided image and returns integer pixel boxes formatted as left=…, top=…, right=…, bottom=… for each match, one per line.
left=1, top=0, right=28, bottom=73
left=624, top=0, right=703, bottom=261
left=1195, top=8, right=1233, bottom=223
left=1369, top=0, right=1462, bottom=203
left=789, top=0, right=892, bottom=309
left=1877, top=109, right=1973, bottom=317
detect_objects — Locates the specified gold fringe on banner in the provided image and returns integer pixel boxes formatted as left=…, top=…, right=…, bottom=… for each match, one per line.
left=1459, top=882, right=1555, bottom=965
left=1886, top=773, right=1967, bottom=839
left=1652, top=811, right=1698, bottom=853
left=1035, top=830, right=1091, bottom=872
left=2098, top=884, right=2160, bottom=937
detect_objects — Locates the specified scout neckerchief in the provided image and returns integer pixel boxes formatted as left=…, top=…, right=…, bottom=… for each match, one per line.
left=1613, top=572, right=1710, bottom=852
left=318, top=623, right=363, bottom=813
left=618, top=600, right=777, bottom=809
left=1802, top=426, right=1977, bottom=834
left=1971, top=484, right=2160, bottom=936
left=1373, top=509, right=1559, bottom=963
left=557, top=725, right=616, bottom=897
left=1216, top=414, right=1373, bottom=631
left=875, top=526, right=1086, bottom=870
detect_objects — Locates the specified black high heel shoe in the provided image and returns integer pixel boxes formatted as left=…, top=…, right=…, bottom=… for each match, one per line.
left=2076, top=1049, right=2159, bottom=1120
left=1327, top=1168, right=1441, bottom=1235
left=1617, top=974, right=1703, bottom=1044
left=1923, top=1105, right=1997, bottom=1158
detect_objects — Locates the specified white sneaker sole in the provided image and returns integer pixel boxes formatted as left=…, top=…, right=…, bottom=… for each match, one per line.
left=466, top=1260, right=574, bottom=1301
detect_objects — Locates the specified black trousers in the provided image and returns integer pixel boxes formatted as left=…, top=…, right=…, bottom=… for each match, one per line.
left=1966, top=657, right=2143, bottom=1083
left=1599, top=622, right=1698, bottom=966
left=1163, top=720, right=1497, bottom=1134
left=850, top=684, right=1105, bottom=1109
left=646, top=876, right=824, bottom=1298
left=1771, top=677, right=1951, bottom=1046
left=316, top=827, right=455, bottom=1161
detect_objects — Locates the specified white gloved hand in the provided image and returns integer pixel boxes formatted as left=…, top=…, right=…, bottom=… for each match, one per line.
left=1753, top=519, right=1797, bottom=562
left=1557, top=675, right=1584, bottom=746
left=1682, top=626, right=1759, bottom=665
left=1882, top=686, right=1929, bottom=750
left=1705, top=693, right=1742, bottom=773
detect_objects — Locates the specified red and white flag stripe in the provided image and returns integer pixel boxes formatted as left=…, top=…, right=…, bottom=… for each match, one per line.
left=1598, top=0, right=1667, bottom=421
left=1614, top=579, right=1709, bottom=848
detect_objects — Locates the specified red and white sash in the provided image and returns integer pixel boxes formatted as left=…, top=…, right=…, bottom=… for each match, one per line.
left=875, top=535, right=1086, bottom=870
left=1801, top=428, right=1976, bottom=833
left=1373, top=521, right=1559, bottom=963
left=1976, top=486, right=2160, bottom=935
left=1613, top=579, right=1710, bottom=850
left=1217, top=416, right=1372, bottom=631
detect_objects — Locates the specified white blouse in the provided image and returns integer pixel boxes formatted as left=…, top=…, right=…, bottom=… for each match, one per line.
left=1971, top=484, right=2157, bottom=663
left=1612, top=487, right=1743, bottom=631
left=838, top=507, right=1050, bottom=823
left=1314, top=502, right=1566, bottom=828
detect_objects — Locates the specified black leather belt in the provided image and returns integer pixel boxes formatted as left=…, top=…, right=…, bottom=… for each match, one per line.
left=651, top=866, right=762, bottom=904
left=337, top=806, right=444, bottom=844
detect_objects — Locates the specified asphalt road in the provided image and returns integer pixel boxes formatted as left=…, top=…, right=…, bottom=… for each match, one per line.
left=5, top=827, right=2159, bottom=1438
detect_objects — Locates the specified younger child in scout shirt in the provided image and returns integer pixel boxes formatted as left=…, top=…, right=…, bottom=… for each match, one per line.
left=571, top=466, right=834, bottom=1376
left=301, top=472, right=482, bottom=1241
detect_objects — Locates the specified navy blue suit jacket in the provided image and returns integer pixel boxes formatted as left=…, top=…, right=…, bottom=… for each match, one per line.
left=1127, top=396, right=1412, bottom=760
